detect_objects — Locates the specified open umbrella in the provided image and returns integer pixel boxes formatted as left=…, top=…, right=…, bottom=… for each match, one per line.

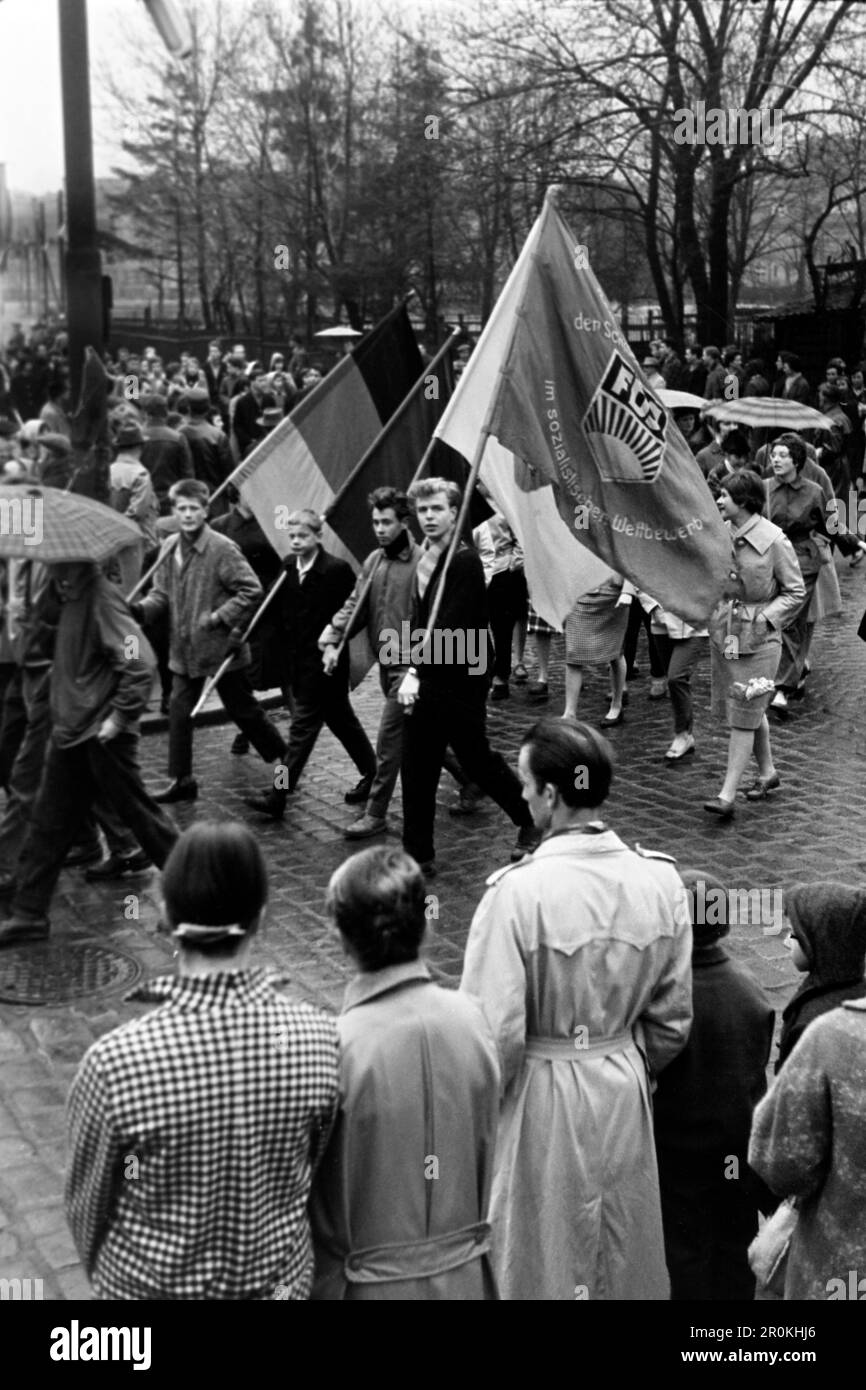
left=701, top=397, right=836, bottom=432
left=658, top=389, right=707, bottom=411
left=313, top=326, right=362, bottom=340
left=0, top=485, right=142, bottom=562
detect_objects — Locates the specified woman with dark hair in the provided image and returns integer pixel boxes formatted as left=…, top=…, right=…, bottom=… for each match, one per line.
left=705, top=469, right=805, bottom=819
left=765, top=434, right=832, bottom=712
left=310, top=846, right=500, bottom=1300
left=65, top=821, right=339, bottom=1300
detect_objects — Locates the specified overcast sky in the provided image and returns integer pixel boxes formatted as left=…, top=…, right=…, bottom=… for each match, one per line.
left=0, top=0, right=149, bottom=193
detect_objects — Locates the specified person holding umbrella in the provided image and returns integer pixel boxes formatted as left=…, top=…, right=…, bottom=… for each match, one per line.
left=0, top=488, right=179, bottom=947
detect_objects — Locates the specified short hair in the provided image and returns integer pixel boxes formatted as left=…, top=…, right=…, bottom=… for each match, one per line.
left=143, top=394, right=168, bottom=418
left=162, top=821, right=268, bottom=958
left=285, top=508, right=322, bottom=533
left=326, top=846, right=427, bottom=971
left=722, top=347, right=740, bottom=367
left=170, top=478, right=210, bottom=505
left=687, top=343, right=702, bottom=357
left=408, top=476, right=461, bottom=509
left=521, top=717, right=613, bottom=809
left=779, top=351, right=800, bottom=370
left=703, top=346, right=720, bottom=362
left=744, top=358, right=765, bottom=378
left=368, top=486, right=410, bottom=519
left=827, top=357, right=846, bottom=372
left=772, top=432, right=807, bottom=471
left=722, top=429, right=750, bottom=461
left=721, top=468, right=766, bottom=514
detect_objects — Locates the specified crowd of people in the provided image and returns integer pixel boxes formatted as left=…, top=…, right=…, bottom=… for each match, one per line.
left=1, top=317, right=865, bottom=1300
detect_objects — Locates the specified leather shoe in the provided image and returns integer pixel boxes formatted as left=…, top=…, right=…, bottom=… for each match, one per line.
left=745, top=772, right=781, bottom=801
left=665, top=733, right=695, bottom=761
left=600, top=709, right=624, bottom=727
left=84, top=851, right=152, bottom=881
left=244, top=790, right=287, bottom=820
left=527, top=681, right=549, bottom=704
left=0, top=916, right=50, bottom=948
left=343, top=815, right=387, bottom=840
left=154, top=778, right=198, bottom=804
left=511, top=824, right=542, bottom=861
left=449, top=784, right=484, bottom=816
left=490, top=682, right=510, bottom=701
left=703, top=797, right=735, bottom=820
left=230, top=733, right=250, bottom=755
left=344, top=776, right=373, bottom=805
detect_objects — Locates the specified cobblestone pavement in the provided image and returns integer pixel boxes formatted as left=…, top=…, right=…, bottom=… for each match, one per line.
left=2, top=557, right=865, bottom=1299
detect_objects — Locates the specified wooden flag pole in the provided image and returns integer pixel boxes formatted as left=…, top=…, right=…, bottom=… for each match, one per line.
left=189, top=570, right=289, bottom=720
left=125, top=532, right=180, bottom=603
left=328, top=550, right=386, bottom=666
left=417, top=426, right=490, bottom=648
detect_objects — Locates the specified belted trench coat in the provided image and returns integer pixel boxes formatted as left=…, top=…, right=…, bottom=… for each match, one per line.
left=461, top=828, right=692, bottom=1300
left=309, top=960, right=501, bottom=1300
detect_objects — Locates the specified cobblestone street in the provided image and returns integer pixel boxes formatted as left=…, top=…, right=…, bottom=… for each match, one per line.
left=2, top=556, right=866, bottom=1299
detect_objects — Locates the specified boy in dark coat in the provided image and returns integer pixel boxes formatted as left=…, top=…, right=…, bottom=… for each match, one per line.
left=653, top=870, right=775, bottom=1300
left=776, top=883, right=866, bottom=1071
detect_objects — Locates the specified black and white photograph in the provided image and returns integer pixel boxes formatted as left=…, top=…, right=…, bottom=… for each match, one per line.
left=1, top=0, right=865, bottom=1348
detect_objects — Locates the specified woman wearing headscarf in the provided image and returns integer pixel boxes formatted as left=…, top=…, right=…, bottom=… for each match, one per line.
left=776, top=884, right=866, bottom=1071
left=65, top=821, right=339, bottom=1300
left=705, top=469, right=805, bottom=819
left=749, top=995, right=866, bottom=1299
left=310, top=846, right=500, bottom=1299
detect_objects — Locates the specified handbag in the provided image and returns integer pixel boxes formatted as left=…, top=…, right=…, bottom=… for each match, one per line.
left=748, top=1197, right=798, bottom=1297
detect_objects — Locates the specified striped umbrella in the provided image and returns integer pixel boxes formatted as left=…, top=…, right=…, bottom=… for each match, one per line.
left=0, top=485, right=142, bottom=561
left=701, top=397, right=836, bottom=431
left=657, top=389, right=707, bottom=411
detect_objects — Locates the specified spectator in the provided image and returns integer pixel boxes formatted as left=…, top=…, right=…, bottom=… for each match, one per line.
left=310, top=846, right=500, bottom=1300
left=141, top=394, right=195, bottom=515
left=775, top=884, right=866, bottom=1072
left=65, top=820, right=339, bottom=1299
left=654, top=870, right=774, bottom=1300
left=461, top=717, right=692, bottom=1299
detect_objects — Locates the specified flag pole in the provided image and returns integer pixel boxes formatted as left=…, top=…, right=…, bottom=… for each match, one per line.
left=327, top=551, right=386, bottom=666
left=409, top=197, right=555, bottom=660
left=125, top=532, right=180, bottom=603
left=323, top=330, right=462, bottom=522
left=188, top=570, right=289, bottom=720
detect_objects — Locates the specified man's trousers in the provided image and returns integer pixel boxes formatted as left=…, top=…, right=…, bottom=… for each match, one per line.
left=401, top=680, right=530, bottom=864
left=167, top=667, right=286, bottom=780
left=282, top=672, right=376, bottom=794
left=13, top=732, right=179, bottom=920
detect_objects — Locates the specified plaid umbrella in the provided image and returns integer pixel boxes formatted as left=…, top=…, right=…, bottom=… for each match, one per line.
left=0, top=485, right=141, bottom=561
left=701, top=397, right=836, bottom=431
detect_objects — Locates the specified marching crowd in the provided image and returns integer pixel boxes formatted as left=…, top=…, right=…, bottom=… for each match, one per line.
left=1, top=318, right=865, bottom=1300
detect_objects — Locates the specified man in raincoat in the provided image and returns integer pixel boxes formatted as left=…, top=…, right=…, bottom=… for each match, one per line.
left=461, top=717, right=692, bottom=1300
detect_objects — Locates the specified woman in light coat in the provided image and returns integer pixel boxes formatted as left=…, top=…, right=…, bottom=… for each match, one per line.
left=749, top=999, right=866, bottom=1299
left=310, top=846, right=501, bottom=1300
left=704, top=468, right=805, bottom=819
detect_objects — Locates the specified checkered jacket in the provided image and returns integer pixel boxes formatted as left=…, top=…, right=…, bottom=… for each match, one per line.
left=65, top=969, right=339, bottom=1300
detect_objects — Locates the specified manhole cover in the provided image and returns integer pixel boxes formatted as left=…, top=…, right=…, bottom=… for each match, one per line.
left=0, top=941, right=142, bottom=1005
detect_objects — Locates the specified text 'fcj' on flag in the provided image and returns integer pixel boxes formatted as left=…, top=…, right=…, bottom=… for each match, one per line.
left=434, top=192, right=733, bottom=626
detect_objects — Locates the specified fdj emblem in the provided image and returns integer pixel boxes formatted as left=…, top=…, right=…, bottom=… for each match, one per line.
left=582, top=351, right=668, bottom=484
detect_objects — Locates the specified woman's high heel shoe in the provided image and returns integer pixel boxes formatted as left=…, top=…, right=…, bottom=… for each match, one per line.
left=745, top=772, right=781, bottom=801
left=703, top=796, right=736, bottom=820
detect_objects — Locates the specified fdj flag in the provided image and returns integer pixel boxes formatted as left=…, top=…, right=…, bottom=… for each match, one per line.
left=439, top=197, right=733, bottom=624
